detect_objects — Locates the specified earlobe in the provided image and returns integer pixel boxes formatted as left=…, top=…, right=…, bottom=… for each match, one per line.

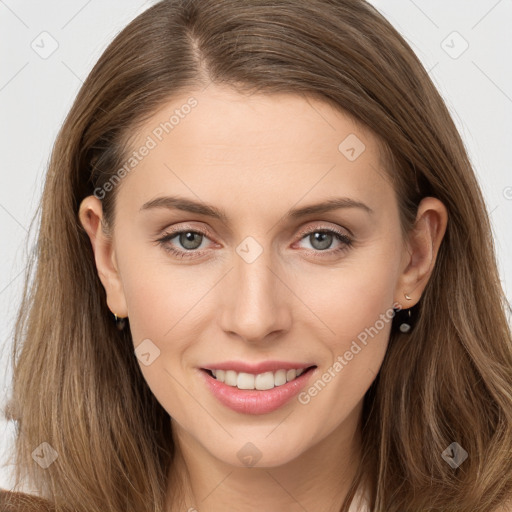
left=78, top=196, right=128, bottom=318
left=395, top=197, right=448, bottom=307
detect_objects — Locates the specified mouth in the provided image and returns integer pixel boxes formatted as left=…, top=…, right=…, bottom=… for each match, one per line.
left=201, top=366, right=317, bottom=391
left=200, top=364, right=318, bottom=415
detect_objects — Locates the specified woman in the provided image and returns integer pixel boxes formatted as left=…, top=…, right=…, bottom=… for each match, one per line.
left=2, top=0, right=511, bottom=511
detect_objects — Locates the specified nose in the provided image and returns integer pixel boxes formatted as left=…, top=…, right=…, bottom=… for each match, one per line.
left=218, top=245, right=292, bottom=344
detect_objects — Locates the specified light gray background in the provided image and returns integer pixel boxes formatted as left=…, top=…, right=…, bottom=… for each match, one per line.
left=1, top=0, right=511, bottom=492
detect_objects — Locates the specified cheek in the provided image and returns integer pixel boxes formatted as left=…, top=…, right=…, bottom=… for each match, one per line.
left=119, top=259, right=203, bottom=417
left=294, top=245, right=399, bottom=348
left=116, top=233, right=202, bottom=342
left=116, top=242, right=214, bottom=403
left=291, top=245, right=399, bottom=411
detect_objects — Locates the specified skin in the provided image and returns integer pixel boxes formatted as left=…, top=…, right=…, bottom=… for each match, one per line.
left=79, top=84, right=448, bottom=512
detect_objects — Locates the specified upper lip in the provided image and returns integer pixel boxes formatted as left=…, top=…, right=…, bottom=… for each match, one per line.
left=201, top=360, right=316, bottom=375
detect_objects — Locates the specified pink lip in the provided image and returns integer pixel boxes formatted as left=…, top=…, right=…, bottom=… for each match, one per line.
left=201, top=360, right=315, bottom=375
left=199, top=366, right=317, bottom=415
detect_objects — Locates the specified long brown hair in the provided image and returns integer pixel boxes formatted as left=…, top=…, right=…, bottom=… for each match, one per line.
left=4, top=0, right=512, bottom=510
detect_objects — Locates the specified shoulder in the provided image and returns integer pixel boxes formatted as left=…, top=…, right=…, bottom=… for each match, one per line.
left=0, top=489, right=54, bottom=511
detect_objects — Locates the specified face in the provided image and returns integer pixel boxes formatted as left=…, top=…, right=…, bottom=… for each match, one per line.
left=80, top=84, right=440, bottom=469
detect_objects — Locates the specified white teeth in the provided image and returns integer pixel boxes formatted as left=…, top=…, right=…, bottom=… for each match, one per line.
left=237, top=372, right=255, bottom=390
left=274, top=369, right=287, bottom=386
left=209, top=368, right=309, bottom=390
left=255, top=371, right=275, bottom=390
left=286, top=369, right=297, bottom=382
left=225, top=370, right=237, bottom=386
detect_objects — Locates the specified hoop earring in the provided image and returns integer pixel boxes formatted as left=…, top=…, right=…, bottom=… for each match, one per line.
left=113, top=313, right=127, bottom=331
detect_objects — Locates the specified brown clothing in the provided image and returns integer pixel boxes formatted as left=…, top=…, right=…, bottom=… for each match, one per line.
left=0, top=489, right=54, bottom=512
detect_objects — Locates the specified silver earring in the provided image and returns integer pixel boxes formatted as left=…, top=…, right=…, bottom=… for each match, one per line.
left=399, top=309, right=412, bottom=333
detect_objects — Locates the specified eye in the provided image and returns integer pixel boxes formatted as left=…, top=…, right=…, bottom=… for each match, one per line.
left=156, top=228, right=213, bottom=260
left=155, top=224, right=354, bottom=260
left=295, top=227, right=353, bottom=256
left=171, top=231, right=205, bottom=251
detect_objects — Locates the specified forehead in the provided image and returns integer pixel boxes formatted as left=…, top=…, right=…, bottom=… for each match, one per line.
left=119, top=85, right=393, bottom=213
left=130, top=86, right=381, bottom=157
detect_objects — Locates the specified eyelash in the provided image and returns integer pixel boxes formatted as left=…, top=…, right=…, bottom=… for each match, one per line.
left=155, top=225, right=354, bottom=260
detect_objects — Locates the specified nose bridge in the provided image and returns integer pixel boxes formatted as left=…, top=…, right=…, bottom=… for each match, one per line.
left=219, top=236, right=290, bottom=342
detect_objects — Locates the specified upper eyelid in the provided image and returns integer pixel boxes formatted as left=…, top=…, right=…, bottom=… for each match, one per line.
left=296, top=223, right=352, bottom=239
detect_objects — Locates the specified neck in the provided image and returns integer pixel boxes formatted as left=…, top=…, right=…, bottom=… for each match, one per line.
left=165, top=402, right=364, bottom=512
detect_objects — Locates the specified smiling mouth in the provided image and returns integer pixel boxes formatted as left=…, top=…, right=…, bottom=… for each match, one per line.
left=202, top=366, right=317, bottom=391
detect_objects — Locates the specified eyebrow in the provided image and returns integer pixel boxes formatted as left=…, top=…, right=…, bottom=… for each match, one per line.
left=140, top=195, right=374, bottom=221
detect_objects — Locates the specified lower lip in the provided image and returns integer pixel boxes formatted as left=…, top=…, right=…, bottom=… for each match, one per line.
left=200, top=367, right=316, bottom=415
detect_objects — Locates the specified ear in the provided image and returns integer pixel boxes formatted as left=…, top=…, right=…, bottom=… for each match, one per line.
left=78, top=195, right=128, bottom=318
left=394, top=197, right=448, bottom=308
